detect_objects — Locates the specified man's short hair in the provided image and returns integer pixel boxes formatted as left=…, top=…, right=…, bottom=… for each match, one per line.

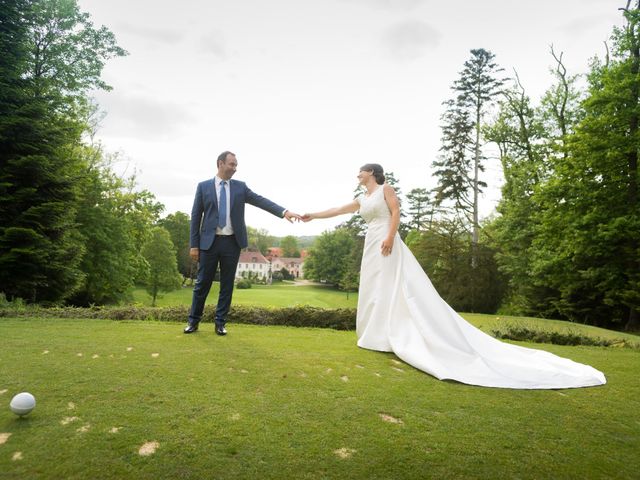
left=217, top=151, right=235, bottom=167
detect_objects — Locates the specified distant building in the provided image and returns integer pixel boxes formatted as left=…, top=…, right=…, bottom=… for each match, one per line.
left=265, top=246, right=307, bottom=279
left=236, top=250, right=271, bottom=280
left=270, top=256, right=304, bottom=278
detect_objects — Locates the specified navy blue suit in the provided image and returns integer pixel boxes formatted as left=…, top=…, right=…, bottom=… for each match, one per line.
left=188, top=178, right=286, bottom=328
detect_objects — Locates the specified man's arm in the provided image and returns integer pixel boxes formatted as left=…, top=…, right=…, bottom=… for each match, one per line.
left=189, top=183, right=204, bottom=262
left=245, top=186, right=301, bottom=222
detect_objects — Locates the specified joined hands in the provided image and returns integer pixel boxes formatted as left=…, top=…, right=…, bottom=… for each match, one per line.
left=284, top=210, right=303, bottom=223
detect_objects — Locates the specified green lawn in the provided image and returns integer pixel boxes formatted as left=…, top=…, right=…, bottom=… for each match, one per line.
left=1, top=318, right=638, bottom=479
left=132, top=282, right=359, bottom=309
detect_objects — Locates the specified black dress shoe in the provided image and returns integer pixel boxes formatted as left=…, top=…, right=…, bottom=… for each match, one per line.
left=183, top=324, right=198, bottom=334
left=215, top=325, right=227, bottom=336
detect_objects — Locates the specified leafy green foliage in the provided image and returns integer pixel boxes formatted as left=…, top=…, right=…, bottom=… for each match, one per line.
left=279, top=235, right=300, bottom=257
left=0, top=0, right=128, bottom=304
left=26, top=0, right=127, bottom=104
left=484, top=76, right=557, bottom=317
left=158, top=211, right=192, bottom=280
left=405, top=187, right=434, bottom=232
left=141, top=227, right=181, bottom=306
left=407, top=220, right=505, bottom=313
left=0, top=0, right=85, bottom=303
left=303, top=228, right=355, bottom=286
left=483, top=7, right=640, bottom=330
left=247, top=226, right=275, bottom=255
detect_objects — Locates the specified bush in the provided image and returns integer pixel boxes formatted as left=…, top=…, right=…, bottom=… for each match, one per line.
left=491, top=324, right=637, bottom=348
left=236, top=279, right=252, bottom=289
left=280, top=268, right=294, bottom=281
left=0, top=304, right=357, bottom=330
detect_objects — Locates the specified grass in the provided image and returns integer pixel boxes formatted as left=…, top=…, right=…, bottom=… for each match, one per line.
left=1, top=318, right=639, bottom=479
left=132, top=282, right=358, bottom=309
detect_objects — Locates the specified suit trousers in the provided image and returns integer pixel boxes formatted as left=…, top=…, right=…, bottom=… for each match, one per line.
left=188, top=235, right=241, bottom=327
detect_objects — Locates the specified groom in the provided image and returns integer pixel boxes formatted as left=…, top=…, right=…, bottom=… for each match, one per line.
left=184, top=150, right=301, bottom=335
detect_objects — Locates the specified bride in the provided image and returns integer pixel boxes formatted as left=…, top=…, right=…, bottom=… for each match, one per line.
left=302, top=163, right=606, bottom=389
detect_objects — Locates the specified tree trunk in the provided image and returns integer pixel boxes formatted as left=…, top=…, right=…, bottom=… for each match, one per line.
left=626, top=308, right=639, bottom=331
left=472, top=102, right=481, bottom=268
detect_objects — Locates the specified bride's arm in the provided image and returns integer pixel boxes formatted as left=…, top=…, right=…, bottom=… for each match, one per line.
left=381, top=184, right=401, bottom=256
left=302, top=200, right=360, bottom=221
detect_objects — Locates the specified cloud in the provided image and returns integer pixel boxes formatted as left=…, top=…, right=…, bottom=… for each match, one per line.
left=97, top=93, right=194, bottom=139
left=560, top=14, right=614, bottom=36
left=200, top=30, right=227, bottom=59
left=381, top=21, right=440, bottom=60
left=342, top=0, right=428, bottom=11
left=117, top=22, right=185, bottom=44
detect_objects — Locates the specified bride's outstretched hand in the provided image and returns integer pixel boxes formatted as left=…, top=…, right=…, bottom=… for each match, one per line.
left=301, top=213, right=314, bottom=222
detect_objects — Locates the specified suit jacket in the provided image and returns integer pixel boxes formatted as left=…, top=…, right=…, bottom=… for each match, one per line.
left=190, top=178, right=285, bottom=250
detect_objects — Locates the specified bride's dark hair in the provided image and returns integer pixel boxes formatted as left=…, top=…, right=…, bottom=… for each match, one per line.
left=360, top=163, right=385, bottom=185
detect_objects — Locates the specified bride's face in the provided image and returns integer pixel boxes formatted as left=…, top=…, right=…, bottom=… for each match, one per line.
left=357, top=169, right=372, bottom=185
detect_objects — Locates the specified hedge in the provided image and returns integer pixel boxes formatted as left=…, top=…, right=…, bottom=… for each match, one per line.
left=0, top=305, right=357, bottom=330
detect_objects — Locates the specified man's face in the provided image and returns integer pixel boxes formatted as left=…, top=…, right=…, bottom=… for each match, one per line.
left=218, top=154, right=238, bottom=180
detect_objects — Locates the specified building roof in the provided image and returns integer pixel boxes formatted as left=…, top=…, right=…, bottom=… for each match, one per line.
left=273, top=257, right=304, bottom=265
left=238, top=251, right=269, bottom=264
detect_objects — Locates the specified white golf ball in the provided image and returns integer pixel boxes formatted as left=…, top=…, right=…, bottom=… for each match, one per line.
left=10, top=392, right=36, bottom=416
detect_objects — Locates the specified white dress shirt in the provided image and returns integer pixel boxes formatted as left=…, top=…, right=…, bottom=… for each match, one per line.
left=214, top=176, right=233, bottom=235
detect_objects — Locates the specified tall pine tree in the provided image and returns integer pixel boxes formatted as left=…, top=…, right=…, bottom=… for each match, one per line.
left=433, top=49, right=504, bottom=266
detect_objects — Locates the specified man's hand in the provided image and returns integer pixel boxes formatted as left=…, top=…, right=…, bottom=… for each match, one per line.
left=284, top=210, right=302, bottom=223
left=190, top=247, right=200, bottom=263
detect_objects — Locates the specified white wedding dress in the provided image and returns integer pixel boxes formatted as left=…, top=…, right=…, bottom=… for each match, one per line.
left=355, top=186, right=606, bottom=389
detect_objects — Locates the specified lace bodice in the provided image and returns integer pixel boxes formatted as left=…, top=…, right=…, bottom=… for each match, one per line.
left=357, top=186, right=390, bottom=226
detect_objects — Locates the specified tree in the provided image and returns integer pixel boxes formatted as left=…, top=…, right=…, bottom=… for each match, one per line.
left=406, top=188, right=434, bottom=232
left=539, top=46, right=584, bottom=160
left=484, top=72, right=552, bottom=316
left=27, top=0, right=127, bottom=104
left=0, top=0, right=84, bottom=303
left=279, top=267, right=294, bottom=281
left=118, top=185, right=164, bottom=284
left=141, top=227, right=181, bottom=306
left=0, top=0, right=126, bottom=303
left=407, top=219, right=504, bottom=313
left=434, top=48, right=505, bottom=265
left=529, top=5, right=640, bottom=329
left=432, top=98, right=475, bottom=222
left=280, top=235, right=300, bottom=257
left=69, top=144, right=138, bottom=305
left=339, top=237, right=363, bottom=298
left=303, top=229, right=355, bottom=286
left=247, top=226, right=274, bottom=256
left=158, top=211, right=192, bottom=282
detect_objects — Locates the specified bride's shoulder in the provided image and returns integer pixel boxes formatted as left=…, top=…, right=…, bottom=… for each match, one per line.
left=382, top=183, right=396, bottom=195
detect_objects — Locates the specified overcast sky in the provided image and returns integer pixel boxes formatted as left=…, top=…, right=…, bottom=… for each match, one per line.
left=78, top=0, right=624, bottom=237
